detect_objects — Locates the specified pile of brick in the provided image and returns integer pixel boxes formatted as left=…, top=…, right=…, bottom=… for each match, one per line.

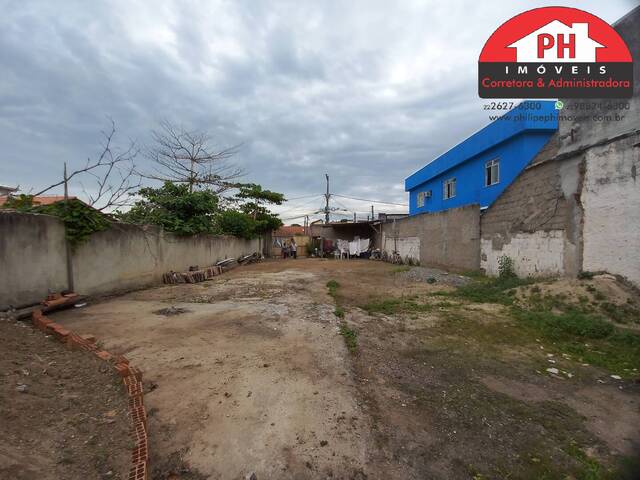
left=31, top=309, right=149, bottom=480
left=162, top=264, right=223, bottom=284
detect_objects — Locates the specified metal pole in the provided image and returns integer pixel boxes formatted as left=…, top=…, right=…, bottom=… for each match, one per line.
left=371, top=205, right=374, bottom=221
left=324, top=173, right=330, bottom=224
left=63, top=162, right=75, bottom=292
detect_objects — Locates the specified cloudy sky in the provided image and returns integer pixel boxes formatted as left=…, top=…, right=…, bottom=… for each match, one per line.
left=0, top=0, right=635, bottom=222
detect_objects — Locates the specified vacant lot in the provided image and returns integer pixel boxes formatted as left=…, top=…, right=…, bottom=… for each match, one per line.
left=52, top=259, right=640, bottom=479
left=0, top=319, right=131, bottom=480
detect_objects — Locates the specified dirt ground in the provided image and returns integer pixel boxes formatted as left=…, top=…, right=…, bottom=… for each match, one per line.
left=50, top=258, right=640, bottom=480
left=0, top=318, right=130, bottom=480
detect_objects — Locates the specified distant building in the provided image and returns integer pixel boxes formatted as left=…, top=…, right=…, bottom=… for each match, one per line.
left=405, top=100, right=558, bottom=215
left=0, top=185, right=17, bottom=197
left=0, top=195, right=79, bottom=207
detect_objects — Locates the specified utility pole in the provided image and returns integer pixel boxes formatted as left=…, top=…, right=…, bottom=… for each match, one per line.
left=371, top=205, right=374, bottom=221
left=63, top=162, right=74, bottom=292
left=324, top=173, right=330, bottom=224
left=353, top=212, right=356, bottom=223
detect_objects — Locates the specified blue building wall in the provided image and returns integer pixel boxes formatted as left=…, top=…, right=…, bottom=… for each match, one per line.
left=405, top=101, right=558, bottom=215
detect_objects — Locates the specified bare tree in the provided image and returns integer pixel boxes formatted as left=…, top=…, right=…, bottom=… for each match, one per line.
left=32, top=119, right=141, bottom=211
left=144, top=120, right=244, bottom=193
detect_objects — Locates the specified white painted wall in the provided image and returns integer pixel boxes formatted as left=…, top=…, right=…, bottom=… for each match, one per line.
left=581, top=140, right=640, bottom=286
left=481, top=230, right=567, bottom=277
left=381, top=234, right=420, bottom=263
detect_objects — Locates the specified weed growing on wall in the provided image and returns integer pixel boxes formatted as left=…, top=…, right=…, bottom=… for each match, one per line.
left=498, top=255, right=516, bottom=278
left=2, top=195, right=111, bottom=247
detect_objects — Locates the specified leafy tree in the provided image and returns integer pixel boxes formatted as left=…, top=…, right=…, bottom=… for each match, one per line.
left=217, top=210, right=256, bottom=239
left=234, top=183, right=284, bottom=234
left=118, top=182, right=220, bottom=235
left=117, top=181, right=284, bottom=239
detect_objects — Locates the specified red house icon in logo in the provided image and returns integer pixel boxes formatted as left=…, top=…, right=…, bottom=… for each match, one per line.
left=478, top=7, right=633, bottom=98
left=507, top=20, right=604, bottom=62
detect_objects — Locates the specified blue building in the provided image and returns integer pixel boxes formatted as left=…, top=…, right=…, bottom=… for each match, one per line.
left=405, top=101, right=558, bottom=215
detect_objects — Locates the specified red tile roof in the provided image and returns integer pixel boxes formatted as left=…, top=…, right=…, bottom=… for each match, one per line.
left=0, top=195, right=78, bottom=206
left=273, top=225, right=307, bottom=237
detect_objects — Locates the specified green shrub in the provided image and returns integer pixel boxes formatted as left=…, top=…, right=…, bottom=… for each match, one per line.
left=339, top=323, right=357, bottom=353
left=449, top=276, right=532, bottom=305
left=498, top=255, right=516, bottom=278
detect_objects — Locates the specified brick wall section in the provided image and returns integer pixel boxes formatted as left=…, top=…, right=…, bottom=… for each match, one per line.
left=479, top=133, right=584, bottom=277
left=31, top=308, right=149, bottom=480
left=481, top=133, right=569, bottom=236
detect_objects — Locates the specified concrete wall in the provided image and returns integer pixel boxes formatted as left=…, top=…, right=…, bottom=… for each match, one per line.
left=381, top=205, right=480, bottom=271
left=0, top=212, right=69, bottom=307
left=580, top=134, right=640, bottom=286
left=0, top=212, right=260, bottom=306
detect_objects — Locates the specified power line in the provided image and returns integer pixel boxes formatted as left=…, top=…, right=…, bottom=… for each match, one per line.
left=275, top=195, right=324, bottom=215
left=332, top=193, right=408, bottom=207
left=284, top=193, right=323, bottom=201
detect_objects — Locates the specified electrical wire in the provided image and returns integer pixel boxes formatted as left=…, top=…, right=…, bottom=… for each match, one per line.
left=284, top=193, right=324, bottom=201
left=332, top=193, right=407, bottom=207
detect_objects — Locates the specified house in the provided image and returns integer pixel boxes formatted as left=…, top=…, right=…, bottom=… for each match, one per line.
left=272, top=225, right=310, bottom=257
left=507, top=20, right=604, bottom=62
left=0, top=195, right=80, bottom=207
left=405, top=100, right=558, bottom=216
left=0, top=185, right=17, bottom=197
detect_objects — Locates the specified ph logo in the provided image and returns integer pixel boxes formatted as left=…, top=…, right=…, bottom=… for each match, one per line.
left=478, top=7, right=633, bottom=98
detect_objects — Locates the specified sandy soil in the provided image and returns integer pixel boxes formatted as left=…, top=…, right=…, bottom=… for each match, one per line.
left=54, top=265, right=375, bottom=479
left=50, top=259, right=640, bottom=479
left=0, top=318, right=130, bottom=480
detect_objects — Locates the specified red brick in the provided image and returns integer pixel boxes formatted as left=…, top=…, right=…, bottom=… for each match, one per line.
left=45, top=322, right=61, bottom=335
left=51, top=324, right=70, bottom=340
left=131, top=441, right=148, bottom=463
left=115, top=363, right=131, bottom=377
left=129, top=395, right=144, bottom=410
left=130, top=404, right=147, bottom=428
left=128, top=365, right=143, bottom=381
left=126, top=379, right=143, bottom=398
left=34, top=316, right=53, bottom=332
left=96, top=350, right=113, bottom=361
left=128, top=460, right=147, bottom=480
left=115, top=354, right=130, bottom=365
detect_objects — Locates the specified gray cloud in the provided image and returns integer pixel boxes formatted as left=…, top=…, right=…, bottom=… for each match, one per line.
left=0, top=0, right=634, bottom=221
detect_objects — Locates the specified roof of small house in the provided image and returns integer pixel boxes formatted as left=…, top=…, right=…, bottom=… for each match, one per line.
left=273, top=225, right=307, bottom=237
left=0, top=195, right=79, bottom=206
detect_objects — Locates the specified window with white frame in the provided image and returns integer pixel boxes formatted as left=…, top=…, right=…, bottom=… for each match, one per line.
left=443, top=178, right=456, bottom=199
left=417, top=191, right=425, bottom=208
left=485, top=159, right=500, bottom=186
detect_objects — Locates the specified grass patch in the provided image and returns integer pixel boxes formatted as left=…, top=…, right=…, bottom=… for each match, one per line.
left=326, top=279, right=340, bottom=299
left=392, top=265, right=411, bottom=273
left=514, top=306, right=640, bottom=375
left=334, top=306, right=345, bottom=318
left=441, top=275, right=533, bottom=305
left=600, top=301, right=640, bottom=325
left=339, top=323, right=357, bottom=353
left=441, top=276, right=640, bottom=375
left=362, top=297, right=433, bottom=315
